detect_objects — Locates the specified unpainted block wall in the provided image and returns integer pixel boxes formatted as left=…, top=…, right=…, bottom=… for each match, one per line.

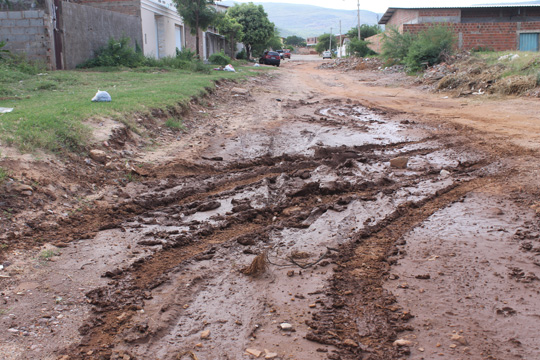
left=61, top=2, right=142, bottom=69
left=73, top=0, right=140, bottom=17
left=0, top=10, right=52, bottom=64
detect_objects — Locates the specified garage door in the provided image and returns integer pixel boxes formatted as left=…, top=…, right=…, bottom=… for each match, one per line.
left=519, top=33, right=539, bottom=52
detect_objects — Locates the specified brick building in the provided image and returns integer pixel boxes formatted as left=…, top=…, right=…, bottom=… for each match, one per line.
left=377, top=5, right=540, bottom=52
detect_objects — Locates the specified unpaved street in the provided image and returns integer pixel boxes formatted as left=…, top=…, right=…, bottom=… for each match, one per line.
left=1, top=58, right=540, bottom=360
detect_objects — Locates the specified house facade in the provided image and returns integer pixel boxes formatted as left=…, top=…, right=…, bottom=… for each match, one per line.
left=378, top=5, right=540, bottom=52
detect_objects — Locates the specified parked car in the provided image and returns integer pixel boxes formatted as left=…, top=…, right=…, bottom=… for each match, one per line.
left=259, top=51, right=281, bottom=66
left=283, top=49, right=291, bottom=59
left=322, top=50, right=332, bottom=59
left=276, top=49, right=284, bottom=59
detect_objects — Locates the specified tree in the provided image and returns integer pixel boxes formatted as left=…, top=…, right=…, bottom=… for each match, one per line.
left=284, top=35, right=306, bottom=47
left=347, top=38, right=375, bottom=57
left=266, top=29, right=283, bottom=50
left=174, top=0, right=216, bottom=57
left=315, top=33, right=337, bottom=54
left=228, top=3, right=275, bottom=59
left=346, top=24, right=381, bottom=41
left=216, top=13, right=244, bottom=59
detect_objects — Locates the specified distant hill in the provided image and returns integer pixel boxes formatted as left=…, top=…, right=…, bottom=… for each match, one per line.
left=221, top=1, right=383, bottom=38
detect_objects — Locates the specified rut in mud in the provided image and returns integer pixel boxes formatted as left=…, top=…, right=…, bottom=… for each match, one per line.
left=39, top=100, right=490, bottom=360
left=4, top=62, right=540, bottom=360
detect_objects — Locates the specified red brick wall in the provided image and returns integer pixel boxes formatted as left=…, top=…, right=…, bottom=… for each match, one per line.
left=402, top=22, right=540, bottom=51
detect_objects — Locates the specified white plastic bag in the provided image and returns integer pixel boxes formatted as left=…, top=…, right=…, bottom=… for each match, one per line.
left=224, top=64, right=236, bottom=72
left=254, top=63, right=260, bottom=67
left=92, top=90, right=111, bottom=102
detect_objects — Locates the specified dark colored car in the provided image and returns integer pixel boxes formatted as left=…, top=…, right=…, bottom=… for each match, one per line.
left=283, top=49, right=291, bottom=59
left=259, top=51, right=281, bottom=66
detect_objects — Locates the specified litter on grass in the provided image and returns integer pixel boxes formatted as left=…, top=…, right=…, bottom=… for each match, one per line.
left=0, top=107, right=13, bottom=113
left=91, top=90, right=111, bottom=102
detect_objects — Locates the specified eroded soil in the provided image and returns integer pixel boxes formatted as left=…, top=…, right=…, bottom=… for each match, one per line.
left=1, top=59, right=540, bottom=360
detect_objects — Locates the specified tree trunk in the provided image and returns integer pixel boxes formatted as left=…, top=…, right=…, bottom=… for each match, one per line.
left=246, top=44, right=251, bottom=60
left=195, top=8, right=200, bottom=57
left=230, top=34, right=235, bottom=59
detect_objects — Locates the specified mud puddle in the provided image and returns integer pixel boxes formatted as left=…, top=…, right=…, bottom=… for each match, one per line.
left=0, top=98, right=496, bottom=360
left=385, top=191, right=540, bottom=359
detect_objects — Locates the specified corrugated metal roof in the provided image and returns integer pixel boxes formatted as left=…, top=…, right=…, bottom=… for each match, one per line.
left=379, top=4, right=540, bottom=24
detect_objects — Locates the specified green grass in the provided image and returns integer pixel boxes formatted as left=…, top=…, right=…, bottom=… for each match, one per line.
left=0, top=166, right=8, bottom=183
left=39, top=248, right=59, bottom=259
left=164, top=117, right=186, bottom=131
left=478, top=51, right=540, bottom=78
left=0, top=63, right=262, bottom=153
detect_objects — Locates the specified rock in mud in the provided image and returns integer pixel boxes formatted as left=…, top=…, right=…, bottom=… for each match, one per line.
left=10, top=183, right=33, bottom=196
left=264, top=350, right=278, bottom=359
left=231, top=87, right=249, bottom=95
left=197, top=201, right=221, bottom=212
left=200, top=329, right=211, bottom=339
left=390, top=157, right=409, bottom=169
left=393, top=339, right=412, bottom=347
left=280, top=323, right=293, bottom=331
left=450, top=334, right=468, bottom=345
left=89, top=149, right=108, bottom=164
left=342, top=339, right=358, bottom=347
left=245, top=348, right=262, bottom=357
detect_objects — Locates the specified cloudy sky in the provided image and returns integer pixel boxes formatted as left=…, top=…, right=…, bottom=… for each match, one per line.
left=225, top=0, right=536, bottom=13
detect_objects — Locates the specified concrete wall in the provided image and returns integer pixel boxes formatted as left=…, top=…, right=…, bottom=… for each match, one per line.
left=74, top=0, right=141, bottom=17
left=61, top=1, right=142, bottom=68
left=386, top=9, right=419, bottom=31
left=0, top=9, right=52, bottom=65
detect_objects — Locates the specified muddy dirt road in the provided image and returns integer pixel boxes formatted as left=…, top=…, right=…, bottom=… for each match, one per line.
left=1, top=59, right=540, bottom=360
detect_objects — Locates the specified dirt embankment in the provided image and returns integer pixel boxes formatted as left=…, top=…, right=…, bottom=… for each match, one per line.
left=1, top=60, right=540, bottom=360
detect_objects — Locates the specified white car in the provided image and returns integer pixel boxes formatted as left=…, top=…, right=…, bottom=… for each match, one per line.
left=322, top=50, right=332, bottom=59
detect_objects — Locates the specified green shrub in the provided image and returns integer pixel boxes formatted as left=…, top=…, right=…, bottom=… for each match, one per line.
left=0, top=167, right=8, bottom=184
left=404, top=26, right=456, bottom=72
left=0, top=40, right=9, bottom=59
left=381, top=26, right=416, bottom=63
left=164, top=117, right=186, bottom=130
left=347, top=38, right=375, bottom=57
left=236, top=49, right=247, bottom=60
left=191, top=59, right=210, bottom=74
left=77, top=36, right=145, bottom=68
left=209, top=50, right=231, bottom=66
left=176, top=48, right=195, bottom=61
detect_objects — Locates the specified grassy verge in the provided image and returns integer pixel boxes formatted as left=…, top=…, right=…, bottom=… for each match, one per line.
left=478, top=51, right=540, bottom=78
left=436, top=51, right=540, bottom=96
left=0, top=63, right=263, bottom=153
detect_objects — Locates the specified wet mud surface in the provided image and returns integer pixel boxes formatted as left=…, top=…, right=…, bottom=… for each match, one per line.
left=2, top=64, right=540, bottom=360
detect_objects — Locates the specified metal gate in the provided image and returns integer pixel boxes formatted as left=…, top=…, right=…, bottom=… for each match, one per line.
left=519, top=33, right=539, bottom=52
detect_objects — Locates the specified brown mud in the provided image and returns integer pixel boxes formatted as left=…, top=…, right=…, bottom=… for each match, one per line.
left=1, top=58, right=540, bottom=360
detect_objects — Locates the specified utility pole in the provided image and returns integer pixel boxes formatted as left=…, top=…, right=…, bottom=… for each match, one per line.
left=357, top=0, right=361, bottom=40
left=339, top=20, right=342, bottom=58
left=330, top=27, right=332, bottom=51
